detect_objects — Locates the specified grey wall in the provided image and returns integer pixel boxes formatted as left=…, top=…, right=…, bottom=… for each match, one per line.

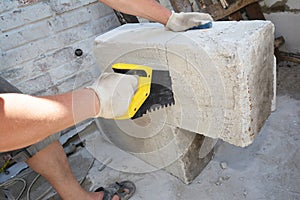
left=0, top=0, right=120, bottom=95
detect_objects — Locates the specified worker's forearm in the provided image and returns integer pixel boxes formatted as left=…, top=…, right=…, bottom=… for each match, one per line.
left=0, top=89, right=99, bottom=152
left=99, top=0, right=172, bottom=25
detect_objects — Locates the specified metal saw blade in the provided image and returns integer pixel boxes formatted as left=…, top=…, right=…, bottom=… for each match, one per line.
left=132, top=70, right=175, bottom=119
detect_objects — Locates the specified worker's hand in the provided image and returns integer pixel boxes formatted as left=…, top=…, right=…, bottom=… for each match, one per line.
left=166, top=11, right=213, bottom=32
left=87, top=73, right=138, bottom=119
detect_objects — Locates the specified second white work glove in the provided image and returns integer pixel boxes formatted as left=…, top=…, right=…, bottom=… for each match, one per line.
left=87, top=73, right=138, bottom=119
left=166, top=11, right=213, bottom=32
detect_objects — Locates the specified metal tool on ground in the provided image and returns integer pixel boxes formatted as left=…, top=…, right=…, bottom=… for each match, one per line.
left=112, top=63, right=175, bottom=119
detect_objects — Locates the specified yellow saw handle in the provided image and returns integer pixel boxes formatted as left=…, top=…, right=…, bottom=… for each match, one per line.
left=112, top=63, right=152, bottom=119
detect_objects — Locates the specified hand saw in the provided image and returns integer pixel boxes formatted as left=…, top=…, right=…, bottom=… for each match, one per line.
left=112, top=63, right=175, bottom=120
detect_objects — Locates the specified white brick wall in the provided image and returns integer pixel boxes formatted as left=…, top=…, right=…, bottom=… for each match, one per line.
left=0, top=0, right=120, bottom=95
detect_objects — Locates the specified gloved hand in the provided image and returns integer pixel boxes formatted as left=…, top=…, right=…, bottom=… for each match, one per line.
left=87, top=73, right=138, bottom=119
left=166, top=11, right=213, bottom=32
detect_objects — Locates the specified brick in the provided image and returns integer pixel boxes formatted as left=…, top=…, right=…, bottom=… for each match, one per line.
left=0, top=2, right=52, bottom=32
left=93, top=21, right=275, bottom=147
left=14, top=65, right=95, bottom=95
left=1, top=13, right=118, bottom=70
left=0, top=0, right=18, bottom=14
left=33, top=47, right=76, bottom=74
left=18, top=0, right=40, bottom=7
left=67, top=13, right=119, bottom=41
left=1, top=41, right=48, bottom=70
left=0, top=0, right=119, bottom=95
left=33, top=86, right=59, bottom=96
left=1, top=36, right=98, bottom=89
left=0, top=64, right=29, bottom=83
left=0, top=2, right=115, bottom=50
left=32, top=37, right=97, bottom=75
left=48, top=54, right=95, bottom=84
left=46, top=13, right=119, bottom=50
left=49, top=0, right=97, bottom=14
left=0, top=20, right=53, bottom=50
left=0, top=55, right=59, bottom=85
left=55, top=69, right=94, bottom=93
left=48, top=2, right=113, bottom=33
left=16, top=72, right=53, bottom=94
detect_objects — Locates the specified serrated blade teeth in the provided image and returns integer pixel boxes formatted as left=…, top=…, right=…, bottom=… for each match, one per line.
left=131, top=70, right=175, bottom=120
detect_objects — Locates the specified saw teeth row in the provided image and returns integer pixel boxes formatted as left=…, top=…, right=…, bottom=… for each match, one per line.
left=135, top=101, right=175, bottom=118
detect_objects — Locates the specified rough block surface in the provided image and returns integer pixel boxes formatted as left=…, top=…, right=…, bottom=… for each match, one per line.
left=94, top=21, right=275, bottom=147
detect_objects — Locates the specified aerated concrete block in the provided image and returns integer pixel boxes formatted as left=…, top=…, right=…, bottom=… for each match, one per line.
left=94, top=21, right=274, bottom=183
left=94, top=21, right=275, bottom=147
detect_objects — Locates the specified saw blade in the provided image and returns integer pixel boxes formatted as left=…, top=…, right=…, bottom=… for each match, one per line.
left=132, top=70, right=175, bottom=119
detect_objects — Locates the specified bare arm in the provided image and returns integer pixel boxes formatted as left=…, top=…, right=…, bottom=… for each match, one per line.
left=99, top=0, right=172, bottom=25
left=0, top=73, right=137, bottom=152
left=0, top=89, right=99, bottom=152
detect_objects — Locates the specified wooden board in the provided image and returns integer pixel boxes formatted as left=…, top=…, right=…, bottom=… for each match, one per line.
left=200, top=0, right=258, bottom=20
left=228, top=11, right=243, bottom=20
left=279, top=52, right=300, bottom=64
left=170, top=0, right=193, bottom=12
left=245, top=2, right=265, bottom=20
left=196, top=0, right=213, bottom=10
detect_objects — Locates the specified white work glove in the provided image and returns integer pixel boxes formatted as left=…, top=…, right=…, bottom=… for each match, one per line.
left=166, top=11, right=213, bottom=32
left=87, top=73, right=138, bottom=119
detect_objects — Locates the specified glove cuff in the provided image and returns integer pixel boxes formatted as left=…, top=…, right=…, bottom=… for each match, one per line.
left=165, top=11, right=177, bottom=31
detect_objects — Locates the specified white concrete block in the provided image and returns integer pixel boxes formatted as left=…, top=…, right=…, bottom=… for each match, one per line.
left=94, top=21, right=275, bottom=147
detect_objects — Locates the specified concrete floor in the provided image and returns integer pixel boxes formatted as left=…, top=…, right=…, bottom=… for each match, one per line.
left=1, top=61, right=299, bottom=200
